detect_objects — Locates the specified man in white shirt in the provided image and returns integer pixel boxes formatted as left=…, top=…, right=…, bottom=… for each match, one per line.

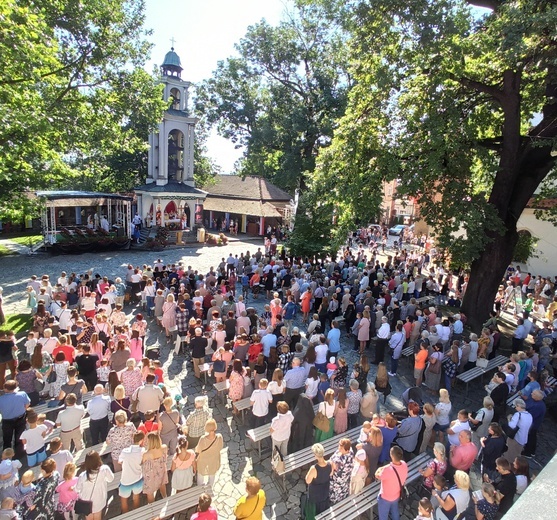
left=119, top=431, right=145, bottom=513
left=374, top=316, right=391, bottom=365
left=446, top=409, right=471, bottom=446
left=56, top=394, right=85, bottom=452
left=87, top=384, right=111, bottom=444
left=315, top=336, right=328, bottom=373
left=132, top=375, right=164, bottom=417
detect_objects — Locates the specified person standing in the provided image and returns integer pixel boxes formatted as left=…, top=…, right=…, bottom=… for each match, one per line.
left=184, top=396, right=212, bottom=449
left=283, top=358, right=307, bottom=410
left=233, top=477, right=266, bottom=520
left=375, top=446, right=408, bottom=520
left=374, top=317, right=391, bottom=364
left=75, top=451, right=114, bottom=520
left=55, top=393, right=85, bottom=453
left=0, top=381, right=30, bottom=458
left=87, top=385, right=111, bottom=445
left=195, top=419, right=224, bottom=489
left=524, top=389, right=546, bottom=457
left=504, top=398, right=532, bottom=463
left=118, top=431, right=145, bottom=513
left=190, top=328, right=208, bottom=379
left=131, top=374, right=164, bottom=420
left=304, top=443, right=333, bottom=519
left=270, top=401, right=294, bottom=458
left=388, top=323, right=405, bottom=377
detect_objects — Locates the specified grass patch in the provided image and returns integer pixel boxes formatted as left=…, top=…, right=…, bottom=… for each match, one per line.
left=0, top=245, right=14, bottom=256
left=1, top=313, right=33, bottom=335
left=8, top=234, right=43, bottom=246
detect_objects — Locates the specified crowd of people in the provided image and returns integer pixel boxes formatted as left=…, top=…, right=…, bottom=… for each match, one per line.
left=0, top=235, right=554, bottom=520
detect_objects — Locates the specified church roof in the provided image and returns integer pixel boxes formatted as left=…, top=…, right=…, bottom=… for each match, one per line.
left=135, top=181, right=206, bottom=196
left=203, top=175, right=292, bottom=202
left=203, top=197, right=282, bottom=218
left=162, top=48, right=182, bottom=70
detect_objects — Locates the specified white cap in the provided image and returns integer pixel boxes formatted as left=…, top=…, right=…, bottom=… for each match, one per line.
left=356, top=449, right=367, bottom=461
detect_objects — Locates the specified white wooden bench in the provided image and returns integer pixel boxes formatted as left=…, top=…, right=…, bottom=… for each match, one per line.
left=275, top=425, right=361, bottom=492
left=401, top=345, right=414, bottom=365
left=33, top=391, right=94, bottom=416
left=235, top=396, right=252, bottom=423
left=111, top=484, right=210, bottom=520
left=315, top=452, right=431, bottom=520
left=214, top=380, right=229, bottom=403
left=199, top=362, right=213, bottom=384
left=415, top=295, right=435, bottom=306
left=457, top=354, right=508, bottom=396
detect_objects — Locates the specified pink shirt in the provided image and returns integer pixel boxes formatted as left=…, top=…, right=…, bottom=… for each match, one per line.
left=56, top=477, right=78, bottom=505
left=379, top=462, right=408, bottom=501
left=450, top=442, right=478, bottom=471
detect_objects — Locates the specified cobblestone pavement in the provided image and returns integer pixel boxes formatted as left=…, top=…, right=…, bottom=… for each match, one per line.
left=1, top=237, right=556, bottom=520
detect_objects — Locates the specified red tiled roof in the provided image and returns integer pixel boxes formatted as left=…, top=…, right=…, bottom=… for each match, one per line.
left=203, top=175, right=292, bottom=201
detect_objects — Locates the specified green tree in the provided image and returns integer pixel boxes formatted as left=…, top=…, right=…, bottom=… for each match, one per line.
left=0, top=0, right=165, bottom=217
left=307, top=0, right=557, bottom=328
left=196, top=3, right=351, bottom=194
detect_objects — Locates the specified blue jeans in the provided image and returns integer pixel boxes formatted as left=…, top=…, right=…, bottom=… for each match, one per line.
left=390, top=354, right=399, bottom=374
left=377, top=495, right=400, bottom=520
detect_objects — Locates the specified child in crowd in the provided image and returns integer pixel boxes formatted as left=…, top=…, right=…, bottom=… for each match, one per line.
left=359, top=421, right=372, bottom=443
left=326, top=357, right=337, bottom=379
left=12, top=470, right=35, bottom=514
left=0, top=450, right=21, bottom=501
left=350, top=449, right=368, bottom=495
left=317, top=373, right=330, bottom=403
left=48, top=438, right=73, bottom=475
left=138, top=410, right=160, bottom=435
left=19, top=411, right=47, bottom=468
left=0, top=498, right=19, bottom=520
left=250, top=379, right=272, bottom=428
left=36, top=413, right=55, bottom=435
left=97, top=359, right=110, bottom=387
left=243, top=368, right=253, bottom=399
left=415, top=498, right=434, bottom=520
left=24, top=333, right=37, bottom=360
left=55, top=463, right=78, bottom=519
left=153, top=360, right=164, bottom=384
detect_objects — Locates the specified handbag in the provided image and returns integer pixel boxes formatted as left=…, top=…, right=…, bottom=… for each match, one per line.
left=213, top=359, right=226, bottom=373
left=470, top=410, right=482, bottom=432
left=476, top=357, right=489, bottom=369
left=34, top=378, right=45, bottom=393
left=505, top=412, right=521, bottom=439
left=271, top=446, right=285, bottom=474
left=47, top=365, right=57, bottom=383
left=312, top=410, right=330, bottom=432
left=74, top=472, right=99, bottom=516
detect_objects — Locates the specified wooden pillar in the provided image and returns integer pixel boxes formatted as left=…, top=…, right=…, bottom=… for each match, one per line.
left=259, top=216, right=265, bottom=236
left=241, top=214, right=247, bottom=233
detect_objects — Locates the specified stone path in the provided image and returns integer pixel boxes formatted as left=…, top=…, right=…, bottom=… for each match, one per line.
left=1, top=236, right=556, bottom=520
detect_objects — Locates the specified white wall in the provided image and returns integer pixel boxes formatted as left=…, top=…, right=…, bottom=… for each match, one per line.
left=516, top=208, right=557, bottom=276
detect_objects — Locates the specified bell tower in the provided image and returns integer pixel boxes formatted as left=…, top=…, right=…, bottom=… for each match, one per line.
left=146, top=45, right=198, bottom=187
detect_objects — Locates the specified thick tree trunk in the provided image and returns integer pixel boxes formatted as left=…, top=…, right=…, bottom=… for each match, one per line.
left=462, top=227, right=519, bottom=330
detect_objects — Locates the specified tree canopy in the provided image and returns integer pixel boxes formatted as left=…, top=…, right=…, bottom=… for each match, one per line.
left=0, top=0, right=167, bottom=218
left=196, top=3, right=351, bottom=194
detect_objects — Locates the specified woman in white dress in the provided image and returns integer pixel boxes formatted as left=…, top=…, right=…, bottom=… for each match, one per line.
left=76, top=451, right=114, bottom=520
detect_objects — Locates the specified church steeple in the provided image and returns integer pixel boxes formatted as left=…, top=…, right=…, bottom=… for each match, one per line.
left=161, top=44, right=183, bottom=78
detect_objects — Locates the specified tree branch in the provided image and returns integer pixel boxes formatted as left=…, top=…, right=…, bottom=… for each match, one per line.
left=459, top=76, right=503, bottom=101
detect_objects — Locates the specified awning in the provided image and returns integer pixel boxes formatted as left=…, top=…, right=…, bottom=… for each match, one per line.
left=203, top=197, right=282, bottom=218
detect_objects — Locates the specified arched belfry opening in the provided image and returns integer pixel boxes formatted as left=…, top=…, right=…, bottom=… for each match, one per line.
left=168, top=129, right=184, bottom=182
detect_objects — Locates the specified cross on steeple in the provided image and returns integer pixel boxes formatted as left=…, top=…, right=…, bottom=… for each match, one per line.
left=170, top=37, right=176, bottom=50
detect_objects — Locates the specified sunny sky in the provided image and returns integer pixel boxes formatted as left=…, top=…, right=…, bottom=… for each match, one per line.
left=143, top=0, right=293, bottom=173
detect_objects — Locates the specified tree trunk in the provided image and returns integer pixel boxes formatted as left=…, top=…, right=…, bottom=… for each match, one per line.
left=462, top=227, right=519, bottom=330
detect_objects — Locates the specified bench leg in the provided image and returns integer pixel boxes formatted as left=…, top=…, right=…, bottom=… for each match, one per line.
left=258, top=440, right=261, bottom=460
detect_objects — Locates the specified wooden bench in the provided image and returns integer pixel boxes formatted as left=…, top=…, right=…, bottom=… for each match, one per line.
left=415, top=295, right=435, bottom=306
left=275, top=425, right=361, bottom=492
left=401, top=345, right=414, bottom=364
left=457, top=355, right=508, bottom=396
left=111, top=484, right=210, bottom=520
left=214, top=380, right=230, bottom=403
left=315, top=452, right=431, bottom=520
left=33, top=391, right=94, bottom=416
left=235, top=396, right=252, bottom=423
left=74, top=441, right=112, bottom=466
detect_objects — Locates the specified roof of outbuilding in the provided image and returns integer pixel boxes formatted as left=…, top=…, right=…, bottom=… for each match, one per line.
left=203, top=175, right=292, bottom=201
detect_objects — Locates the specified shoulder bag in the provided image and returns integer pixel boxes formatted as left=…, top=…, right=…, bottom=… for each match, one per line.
left=74, top=472, right=99, bottom=516
left=47, top=364, right=57, bottom=383
left=391, top=463, right=409, bottom=503
left=505, top=412, right=521, bottom=439
left=312, top=404, right=330, bottom=432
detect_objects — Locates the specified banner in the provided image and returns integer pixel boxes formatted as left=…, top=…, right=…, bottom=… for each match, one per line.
left=194, top=203, right=204, bottom=225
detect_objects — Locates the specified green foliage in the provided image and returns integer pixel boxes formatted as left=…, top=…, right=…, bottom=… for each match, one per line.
left=196, top=3, right=351, bottom=193
left=0, top=0, right=166, bottom=217
left=513, top=231, right=538, bottom=264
